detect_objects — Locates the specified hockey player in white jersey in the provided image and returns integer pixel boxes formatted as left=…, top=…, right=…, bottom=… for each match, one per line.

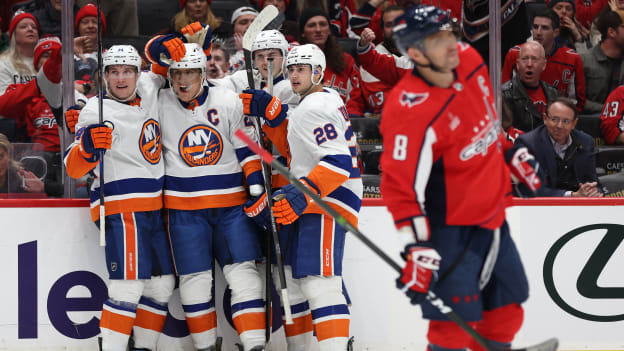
left=158, top=43, right=266, bottom=351
left=64, top=45, right=176, bottom=351
left=239, top=43, right=362, bottom=351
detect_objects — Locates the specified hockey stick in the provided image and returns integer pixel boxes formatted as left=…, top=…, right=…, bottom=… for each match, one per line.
left=234, top=129, right=559, bottom=351
left=241, top=4, right=294, bottom=331
left=96, top=0, right=105, bottom=246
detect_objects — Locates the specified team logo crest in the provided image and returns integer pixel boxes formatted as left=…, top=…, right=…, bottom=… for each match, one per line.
left=179, top=125, right=223, bottom=167
left=139, top=119, right=161, bottom=164
left=400, top=91, right=429, bottom=107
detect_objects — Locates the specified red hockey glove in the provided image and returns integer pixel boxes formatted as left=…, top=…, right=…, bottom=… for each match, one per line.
left=41, top=39, right=62, bottom=83
left=396, top=244, right=441, bottom=305
left=145, top=34, right=186, bottom=66
left=507, top=147, right=542, bottom=193
left=64, top=104, right=83, bottom=134
left=271, top=180, right=317, bottom=224
left=181, top=22, right=212, bottom=57
left=79, top=124, right=112, bottom=161
left=240, top=89, right=289, bottom=127
left=244, top=192, right=271, bottom=231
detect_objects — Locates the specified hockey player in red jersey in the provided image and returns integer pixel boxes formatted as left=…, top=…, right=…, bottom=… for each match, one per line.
left=501, top=10, right=586, bottom=111
left=380, top=5, right=542, bottom=351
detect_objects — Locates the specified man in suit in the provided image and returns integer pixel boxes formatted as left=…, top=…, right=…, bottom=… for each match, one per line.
left=514, top=97, right=603, bottom=197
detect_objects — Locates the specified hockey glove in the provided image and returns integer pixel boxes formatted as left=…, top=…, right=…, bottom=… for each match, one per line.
left=506, top=147, right=542, bottom=194
left=79, top=124, right=112, bottom=161
left=181, top=22, right=212, bottom=57
left=64, top=104, right=84, bottom=134
left=244, top=192, right=272, bottom=231
left=271, top=181, right=316, bottom=224
left=240, top=89, right=289, bottom=127
left=145, top=34, right=186, bottom=66
left=396, top=244, right=441, bottom=305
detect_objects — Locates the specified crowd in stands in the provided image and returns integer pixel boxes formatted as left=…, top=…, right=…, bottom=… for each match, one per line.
left=1, top=0, right=624, bottom=198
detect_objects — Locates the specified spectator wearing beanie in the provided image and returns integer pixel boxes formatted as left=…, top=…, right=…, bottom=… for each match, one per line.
left=76, top=0, right=137, bottom=36
left=549, top=0, right=592, bottom=50
left=73, top=3, right=105, bottom=95
left=298, top=7, right=367, bottom=117
left=0, top=10, right=39, bottom=95
left=228, top=6, right=258, bottom=74
left=32, top=0, right=79, bottom=37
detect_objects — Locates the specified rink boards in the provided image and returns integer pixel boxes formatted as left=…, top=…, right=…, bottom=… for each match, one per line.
left=1, top=198, right=623, bottom=351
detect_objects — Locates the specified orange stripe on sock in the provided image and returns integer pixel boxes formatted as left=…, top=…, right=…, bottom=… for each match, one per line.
left=322, top=216, right=334, bottom=276
left=314, top=318, right=350, bottom=341
left=122, top=213, right=137, bottom=280
left=134, top=308, right=167, bottom=332
left=233, top=312, right=265, bottom=333
left=284, top=314, right=313, bottom=337
left=186, top=312, right=217, bottom=334
left=100, top=308, right=135, bottom=335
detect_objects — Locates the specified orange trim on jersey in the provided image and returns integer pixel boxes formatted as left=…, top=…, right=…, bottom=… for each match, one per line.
left=242, top=159, right=262, bottom=179
left=314, top=318, right=350, bottom=341
left=89, top=196, right=163, bottom=222
left=284, top=314, right=313, bottom=336
left=150, top=63, right=168, bottom=78
left=307, top=164, right=349, bottom=198
left=305, top=203, right=358, bottom=228
left=322, top=216, right=334, bottom=276
left=123, top=213, right=137, bottom=280
left=134, top=308, right=167, bottom=332
left=233, top=312, right=265, bottom=333
left=164, top=191, right=247, bottom=210
left=100, top=309, right=134, bottom=335
left=65, top=146, right=97, bottom=179
left=272, top=173, right=289, bottom=188
left=262, top=122, right=290, bottom=161
left=186, top=312, right=217, bottom=334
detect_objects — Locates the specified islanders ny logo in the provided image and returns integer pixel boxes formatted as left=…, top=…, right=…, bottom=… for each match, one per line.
left=179, top=125, right=223, bottom=167
left=139, top=119, right=161, bottom=164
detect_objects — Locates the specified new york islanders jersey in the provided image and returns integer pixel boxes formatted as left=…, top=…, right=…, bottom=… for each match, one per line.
left=502, top=43, right=586, bottom=111
left=380, top=43, right=512, bottom=232
left=287, top=88, right=363, bottom=225
left=600, top=86, right=624, bottom=144
left=159, top=85, right=262, bottom=210
left=64, top=72, right=165, bottom=221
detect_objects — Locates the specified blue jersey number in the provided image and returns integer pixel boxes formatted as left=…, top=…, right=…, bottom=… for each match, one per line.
left=314, top=123, right=338, bottom=145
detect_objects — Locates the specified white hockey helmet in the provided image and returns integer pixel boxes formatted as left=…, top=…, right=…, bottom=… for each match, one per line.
left=252, top=30, right=289, bottom=58
left=168, top=43, right=207, bottom=99
left=103, top=45, right=142, bottom=72
left=286, top=43, right=326, bottom=85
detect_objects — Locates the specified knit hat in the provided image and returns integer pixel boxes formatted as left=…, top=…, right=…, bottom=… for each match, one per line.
left=231, top=6, right=258, bottom=25
left=180, top=0, right=212, bottom=9
left=34, top=35, right=61, bottom=69
left=75, top=3, right=106, bottom=34
left=299, top=7, right=330, bottom=34
left=548, top=0, right=575, bottom=14
left=9, top=10, right=39, bottom=38
left=259, top=0, right=290, bottom=9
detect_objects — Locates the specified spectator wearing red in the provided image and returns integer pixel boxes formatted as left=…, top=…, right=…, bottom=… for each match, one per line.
left=299, top=7, right=366, bottom=117
left=0, top=10, right=39, bottom=94
left=73, top=3, right=105, bottom=95
left=575, top=0, right=608, bottom=29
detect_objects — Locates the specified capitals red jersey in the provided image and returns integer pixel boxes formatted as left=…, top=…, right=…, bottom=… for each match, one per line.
left=525, top=84, right=548, bottom=116
left=380, top=43, right=512, bottom=232
left=359, top=43, right=400, bottom=113
left=0, top=80, right=59, bottom=152
left=323, top=52, right=366, bottom=116
left=358, top=43, right=412, bottom=88
left=502, top=43, right=586, bottom=111
left=600, top=86, right=624, bottom=144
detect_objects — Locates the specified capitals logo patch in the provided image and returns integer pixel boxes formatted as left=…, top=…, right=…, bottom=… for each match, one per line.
left=139, top=119, right=161, bottom=164
left=179, top=125, right=223, bottom=167
left=400, top=91, right=429, bottom=107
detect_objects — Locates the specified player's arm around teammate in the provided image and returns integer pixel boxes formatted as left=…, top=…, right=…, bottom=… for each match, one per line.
left=240, top=44, right=362, bottom=351
left=64, top=45, right=175, bottom=351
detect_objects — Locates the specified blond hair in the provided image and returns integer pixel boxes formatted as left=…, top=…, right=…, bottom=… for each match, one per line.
left=173, top=7, right=222, bottom=32
left=0, top=35, right=35, bottom=80
left=0, top=133, right=20, bottom=172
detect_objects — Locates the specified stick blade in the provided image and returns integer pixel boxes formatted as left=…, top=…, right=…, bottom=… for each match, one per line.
left=513, top=338, right=558, bottom=351
left=242, top=5, right=279, bottom=50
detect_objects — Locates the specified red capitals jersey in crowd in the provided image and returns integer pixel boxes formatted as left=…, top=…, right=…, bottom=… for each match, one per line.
left=0, top=80, right=59, bottom=152
left=380, top=42, right=512, bottom=231
left=502, top=43, right=586, bottom=111
left=600, top=86, right=624, bottom=144
left=525, top=84, right=548, bottom=116
left=359, top=43, right=398, bottom=113
left=575, top=0, right=608, bottom=29
left=323, top=52, right=366, bottom=116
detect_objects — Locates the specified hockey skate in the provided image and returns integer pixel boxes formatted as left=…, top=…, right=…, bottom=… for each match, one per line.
left=347, top=336, right=354, bottom=351
left=235, top=343, right=265, bottom=351
left=197, top=336, right=223, bottom=351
